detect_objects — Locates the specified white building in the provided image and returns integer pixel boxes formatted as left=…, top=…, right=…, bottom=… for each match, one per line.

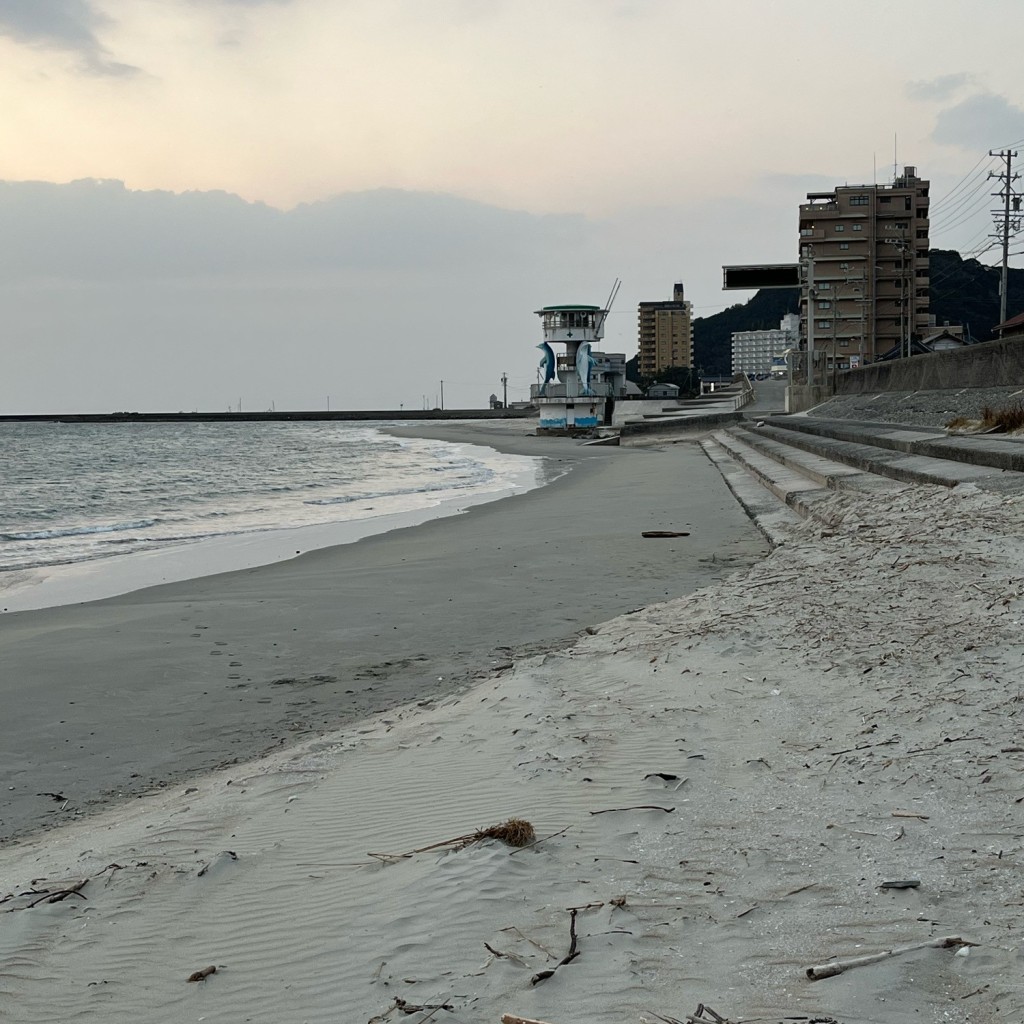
left=731, top=313, right=799, bottom=377
left=530, top=303, right=629, bottom=431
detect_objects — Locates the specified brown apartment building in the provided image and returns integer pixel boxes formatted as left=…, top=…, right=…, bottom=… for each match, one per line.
left=637, top=282, right=694, bottom=376
left=799, top=166, right=930, bottom=367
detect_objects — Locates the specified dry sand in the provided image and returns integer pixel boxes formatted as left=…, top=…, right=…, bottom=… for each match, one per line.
left=2, top=426, right=1023, bottom=1024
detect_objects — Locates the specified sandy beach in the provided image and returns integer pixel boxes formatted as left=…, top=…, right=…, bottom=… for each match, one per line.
left=0, top=423, right=767, bottom=841
left=2, top=422, right=1023, bottom=1024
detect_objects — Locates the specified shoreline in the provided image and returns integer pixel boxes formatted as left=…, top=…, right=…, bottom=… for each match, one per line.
left=0, top=426, right=769, bottom=843
left=2, top=455, right=1022, bottom=1021
left=0, top=421, right=549, bottom=614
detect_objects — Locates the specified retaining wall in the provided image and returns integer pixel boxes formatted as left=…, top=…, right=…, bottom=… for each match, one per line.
left=836, top=336, right=1024, bottom=395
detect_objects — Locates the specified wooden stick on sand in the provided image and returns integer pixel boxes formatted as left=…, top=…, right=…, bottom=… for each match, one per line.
left=806, top=934, right=968, bottom=980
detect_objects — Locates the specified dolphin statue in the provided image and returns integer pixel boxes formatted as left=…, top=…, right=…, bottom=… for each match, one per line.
left=575, top=342, right=597, bottom=395
left=537, top=342, right=556, bottom=395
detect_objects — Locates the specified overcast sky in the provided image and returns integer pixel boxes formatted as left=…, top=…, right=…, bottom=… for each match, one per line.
left=3, top=0, right=1024, bottom=412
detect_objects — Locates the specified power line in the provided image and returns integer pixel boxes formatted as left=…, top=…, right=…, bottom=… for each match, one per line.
left=930, top=156, right=999, bottom=215
left=931, top=181, right=997, bottom=233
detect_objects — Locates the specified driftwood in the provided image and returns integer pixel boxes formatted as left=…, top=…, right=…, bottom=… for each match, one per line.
left=530, top=909, right=579, bottom=985
left=187, top=965, right=216, bottom=982
left=590, top=805, right=674, bottom=815
left=648, top=1005, right=734, bottom=1024
left=25, top=878, right=88, bottom=909
left=642, top=531, right=691, bottom=539
left=806, top=934, right=968, bottom=980
left=501, top=1015, right=558, bottom=1024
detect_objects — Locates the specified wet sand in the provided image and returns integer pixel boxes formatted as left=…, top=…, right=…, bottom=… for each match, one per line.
left=0, top=426, right=768, bottom=842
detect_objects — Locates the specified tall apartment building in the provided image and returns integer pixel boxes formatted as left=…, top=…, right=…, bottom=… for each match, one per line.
left=798, top=166, right=930, bottom=367
left=732, top=313, right=799, bottom=376
left=637, top=282, right=694, bottom=377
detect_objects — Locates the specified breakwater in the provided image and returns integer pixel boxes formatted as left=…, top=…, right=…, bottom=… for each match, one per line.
left=0, top=408, right=532, bottom=424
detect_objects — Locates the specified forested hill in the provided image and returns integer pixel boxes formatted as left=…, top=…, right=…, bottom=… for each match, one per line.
left=929, top=249, right=1024, bottom=342
left=692, top=288, right=799, bottom=376
left=684, top=249, right=1024, bottom=377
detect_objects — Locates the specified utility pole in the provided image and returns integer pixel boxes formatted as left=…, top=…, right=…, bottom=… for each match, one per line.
left=501, top=372, right=509, bottom=409
left=989, top=149, right=1021, bottom=328
left=440, top=380, right=444, bottom=411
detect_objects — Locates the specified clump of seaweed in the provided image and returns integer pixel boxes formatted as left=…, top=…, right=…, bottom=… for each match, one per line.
left=369, top=818, right=536, bottom=862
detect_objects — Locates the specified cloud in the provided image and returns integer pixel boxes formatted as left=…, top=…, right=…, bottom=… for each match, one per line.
left=906, top=72, right=976, bottom=103
left=0, top=0, right=137, bottom=75
left=932, top=93, right=1024, bottom=150
left=0, top=179, right=598, bottom=282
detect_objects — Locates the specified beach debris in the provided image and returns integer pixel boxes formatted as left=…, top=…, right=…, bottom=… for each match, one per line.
left=805, top=934, right=970, bottom=981
left=186, top=965, right=217, bottom=982
left=483, top=941, right=528, bottom=967
left=508, top=824, right=572, bottom=856
left=879, top=878, right=921, bottom=889
left=5, top=878, right=90, bottom=910
left=649, top=1009, right=838, bottom=1024
left=38, top=792, right=67, bottom=802
left=531, top=908, right=580, bottom=985
left=369, top=996, right=455, bottom=1021
left=590, top=805, right=674, bottom=815
left=370, top=818, right=536, bottom=861
left=502, top=1016, right=560, bottom=1024
left=642, top=531, right=691, bottom=538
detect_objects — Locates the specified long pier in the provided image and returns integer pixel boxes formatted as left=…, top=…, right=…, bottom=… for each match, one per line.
left=0, top=408, right=532, bottom=424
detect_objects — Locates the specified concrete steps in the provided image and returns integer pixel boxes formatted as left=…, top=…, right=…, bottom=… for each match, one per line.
left=700, top=415, right=1024, bottom=544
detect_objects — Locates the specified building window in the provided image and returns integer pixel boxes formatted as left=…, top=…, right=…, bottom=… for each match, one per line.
left=818, top=282, right=831, bottom=290
left=880, top=196, right=892, bottom=203
left=916, top=229, right=928, bottom=239
left=839, top=242, right=850, bottom=250
left=852, top=224, right=863, bottom=231
left=800, top=227, right=814, bottom=236
left=850, top=195, right=869, bottom=206
left=817, top=320, right=832, bottom=329
left=834, top=224, right=845, bottom=232
left=817, top=300, right=832, bottom=310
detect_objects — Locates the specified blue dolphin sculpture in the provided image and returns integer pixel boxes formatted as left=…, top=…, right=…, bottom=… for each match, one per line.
left=576, top=342, right=597, bottom=395
left=536, top=342, right=556, bottom=395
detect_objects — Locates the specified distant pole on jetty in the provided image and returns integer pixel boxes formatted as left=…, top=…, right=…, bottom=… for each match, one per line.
left=501, top=372, right=509, bottom=408
left=440, top=380, right=445, bottom=410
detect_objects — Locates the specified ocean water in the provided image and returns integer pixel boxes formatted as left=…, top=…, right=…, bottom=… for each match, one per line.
left=0, top=420, right=543, bottom=609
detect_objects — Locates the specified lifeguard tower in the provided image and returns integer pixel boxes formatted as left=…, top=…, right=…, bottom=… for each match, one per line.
left=532, top=282, right=623, bottom=433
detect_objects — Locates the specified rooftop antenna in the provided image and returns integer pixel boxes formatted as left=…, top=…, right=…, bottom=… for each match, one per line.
left=893, top=133, right=898, bottom=182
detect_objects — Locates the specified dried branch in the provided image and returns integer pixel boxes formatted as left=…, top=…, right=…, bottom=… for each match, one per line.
left=806, top=934, right=969, bottom=980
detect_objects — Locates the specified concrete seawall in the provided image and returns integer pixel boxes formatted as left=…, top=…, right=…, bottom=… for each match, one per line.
left=836, top=335, right=1024, bottom=394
